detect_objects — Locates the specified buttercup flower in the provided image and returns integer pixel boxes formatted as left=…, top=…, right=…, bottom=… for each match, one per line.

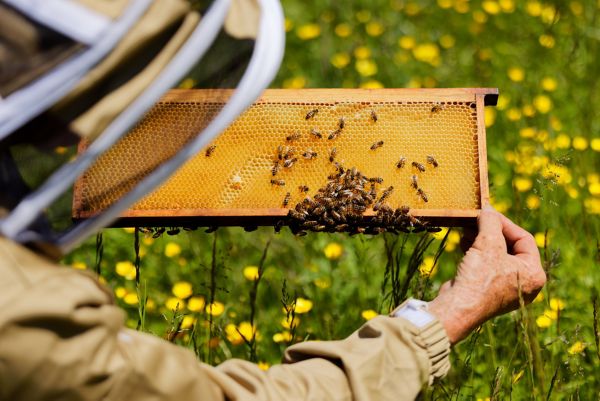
left=296, top=24, right=321, bottom=40
left=361, top=309, right=378, bottom=320
left=507, top=67, right=524, bottom=82
left=568, top=341, right=585, bottom=355
left=172, top=281, right=193, bottom=299
left=243, top=266, right=260, bottom=281
left=324, top=242, right=344, bottom=260
left=360, top=80, right=384, bottom=89
left=294, top=298, right=313, bottom=314
left=412, top=43, right=440, bottom=66
left=166, top=297, right=185, bottom=311
left=206, top=301, right=225, bottom=316
left=165, top=242, right=181, bottom=258
left=419, top=256, right=438, bottom=277
left=334, top=23, right=351, bottom=38
left=330, top=52, right=350, bottom=69
left=533, top=95, right=552, bottom=113
left=115, top=261, right=136, bottom=280
left=187, top=296, right=205, bottom=312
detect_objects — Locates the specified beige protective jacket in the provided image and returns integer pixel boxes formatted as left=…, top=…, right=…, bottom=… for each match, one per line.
left=0, top=237, right=450, bottom=401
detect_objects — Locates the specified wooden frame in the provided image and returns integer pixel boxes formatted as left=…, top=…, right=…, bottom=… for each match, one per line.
left=73, top=88, right=498, bottom=228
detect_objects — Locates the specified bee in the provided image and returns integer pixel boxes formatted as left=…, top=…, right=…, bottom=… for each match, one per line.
left=370, top=110, right=378, bottom=122
left=417, top=188, right=429, bottom=202
left=295, top=230, right=308, bottom=237
left=277, top=145, right=284, bottom=160
left=305, top=108, right=319, bottom=120
left=283, top=147, right=295, bottom=160
left=205, top=226, right=218, bottom=233
left=412, top=161, right=426, bottom=172
left=272, top=160, right=280, bottom=176
left=329, top=147, right=337, bottom=163
left=309, top=128, right=322, bottom=139
left=400, top=205, right=410, bottom=215
left=302, top=149, right=317, bottom=159
left=286, top=131, right=301, bottom=142
left=370, top=140, right=384, bottom=150
left=270, top=179, right=285, bottom=186
left=283, top=157, right=297, bottom=168
left=379, top=186, right=394, bottom=202
left=328, top=128, right=342, bottom=140
left=369, top=177, right=383, bottom=184
left=396, top=157, right=407, bottom=169
left=274, top=220, right=285, bottom=233
left=411, top=174, right=418, bottom=189
left=426, top=155, right=439, bottom=167
left=298, top=185, right=309, bottom=193
left=282, top=192, right=291, bottom=207
left=288, top=209, right=306, bottom=220
left=244, top=226, right=258, bottom=232
left=167, top=227, right=180, bottom=236
left=431, top=102, right=444, bottom=113
left=338, top=117, right=346, bottom=129
left=152, top=227, right=166, bottom=238
left=205, top=145, right=216, bottom=157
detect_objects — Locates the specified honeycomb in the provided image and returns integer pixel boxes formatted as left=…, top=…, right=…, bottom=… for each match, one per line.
left=75, top=89, right=493, bottom=223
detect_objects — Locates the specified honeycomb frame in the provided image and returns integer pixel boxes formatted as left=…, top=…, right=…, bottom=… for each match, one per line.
left=73, top=88, right=498, bottom=228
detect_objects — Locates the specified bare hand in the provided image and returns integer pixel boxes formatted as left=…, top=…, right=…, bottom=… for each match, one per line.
left=428, top=206, right=546, bottom=345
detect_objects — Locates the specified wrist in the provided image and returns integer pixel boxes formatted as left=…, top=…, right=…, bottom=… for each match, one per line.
left=428, top=291, right=483, bottom=345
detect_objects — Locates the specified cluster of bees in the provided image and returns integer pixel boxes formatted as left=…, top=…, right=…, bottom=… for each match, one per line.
left=285, top=164, right=440, bottom=236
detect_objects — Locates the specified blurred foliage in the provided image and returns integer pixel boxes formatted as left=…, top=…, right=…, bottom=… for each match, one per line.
left=64, top=0, right=600, bottom=399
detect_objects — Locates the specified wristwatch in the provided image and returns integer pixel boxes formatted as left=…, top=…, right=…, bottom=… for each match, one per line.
left=391, top=298, right=436, bottom=328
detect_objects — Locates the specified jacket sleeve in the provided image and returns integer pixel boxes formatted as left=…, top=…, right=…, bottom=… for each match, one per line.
left=0, top=237, right=450, bottom=401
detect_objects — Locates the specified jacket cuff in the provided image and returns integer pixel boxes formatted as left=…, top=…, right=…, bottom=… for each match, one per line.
left=391, top=304, right=451, bottom=384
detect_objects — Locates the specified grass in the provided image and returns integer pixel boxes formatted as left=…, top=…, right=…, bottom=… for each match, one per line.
left=62, top=1, right=599, bottom=399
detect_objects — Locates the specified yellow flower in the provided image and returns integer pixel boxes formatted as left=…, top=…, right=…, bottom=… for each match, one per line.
left=188, top=296, right=205, bottom=312
left=330, top=52, right=350, bottom=69
left=365, top=21, right=384, bottom=37
left=573, top=136, right=588, bottom=150
left=281, top=315, right=300, bottom=329
left=143, top=237, right=154, bottom=246
left=360, top=80, right=384, bottom=89
left=124, top=292, right=138, bottom=305
left=273, top=331, right=292, bottom=343
left=431, top=227, right=449, bottom=240
left=522, top=104, right=536, bottom=117
left=536, top=314, right=552, bottom=328
left=539, top=34, right=555, bottom=48
left=115, top=286, right=127, bottom=299
left=533, top=95, right=552, bottom=113
left=294, top=298, right=313, bottom=314
left=179, top=78, right=196, bottom=89
left=172, top=281, right=193, bottom=299
left=313, top=277, right=332, bottom=289
left=412, top=43, right=440, bottom=66
left=507, top=67, right=524, bottom=82
left=356, top=9, right=371, bottom=23
left=405, top=2, right=422, bottom=15
left=284, top=18, right=293, bottom=32
left=324, top=242, right=344, bottom=260
left=555, top=133, right=571, bottom=148
left=437, top=0, right=453, bottom=9
left=499, top=0, right=515, bottom=12
left=513, top=370, right=524, bottom=384
left=472, top=10, right=488, bottom=23
left=519, top=127, right=536, bottom=138
left=71, top=262, right=87, bottom=270
left=115, top=261, right=136, bottom=280
left=439, top=34, right=455, bottom=49
left=354, top=46, right=372, bottom=60
left=534, top=232, right=547, bottom=248
left=282, top=76, right=306, bottom=89
left=585, top=198, right=600, bottom=214
left=570, top=1, right=584, bottom=16
left=541, top=77, right=557, bottom=91
left=237, top=322, right=257, bottom=341
left=506, top=108, right=522, bottom=121
left=355, top=59, right=377, bottom=77
left=419, top=256, right=438, bottom=277
left=549, top=298, right=565, bottom=311
left=398, top=36, right=416, bottom=50
left=225, top=323, right=244, bottom=345
left=206, top=301, right=224, bottom=316
left=181, top=315, right=196, bottom=329
left=541, top=5, right=558, bottom=24
left=526, top=0, right=542, bottom=16
left=514, top=177, right=533, bottom=192
left=165, top=242, right=181, bottom=258
left=544, top=309, right=558, bottom=320
left=484, top=107, right=496, bottom=127
left=54, top=146, right=68, bottom=155
left=588, top=173, right=600, bottom=184
left=454, top=0, right=469, bottom=14
left=526, top=194, right=541, bottom=209
left=568, top=341, right=585, bottom=355
left=122, top=227, right=135, bottom=234
left=533, top=292, right=544, bottom=303
left=166, top=297, right=185, bottom=311
left=145, top=298, right=156, bottom=311
left=296, top=23, right=321, bottom=40
left=361, top=309, right=378, bottom=320
left=591, top=138, right=600, bottom=151
left=482, top=0, right=501, bottom=15
left=258, top=361, right=270, bottom=371
left=243, top=265, right=260, bottom=281
left=590, top=183, right=600, bottom=196
left=334, top=23, right=351, bottom=38
left=445, top=230, right=461, bottom=252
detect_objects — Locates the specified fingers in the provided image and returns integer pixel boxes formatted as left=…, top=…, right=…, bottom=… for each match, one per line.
left=497, top=213, right=540, bottom=259
left=472, top=205, right=505, bottom=251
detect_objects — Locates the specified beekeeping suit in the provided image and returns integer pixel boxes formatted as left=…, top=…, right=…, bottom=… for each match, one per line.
left=0, top=1, right=450, bottom=400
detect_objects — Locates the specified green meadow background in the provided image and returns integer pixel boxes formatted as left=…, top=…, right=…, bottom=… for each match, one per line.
left=64, top=1, right=600, bottom=399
